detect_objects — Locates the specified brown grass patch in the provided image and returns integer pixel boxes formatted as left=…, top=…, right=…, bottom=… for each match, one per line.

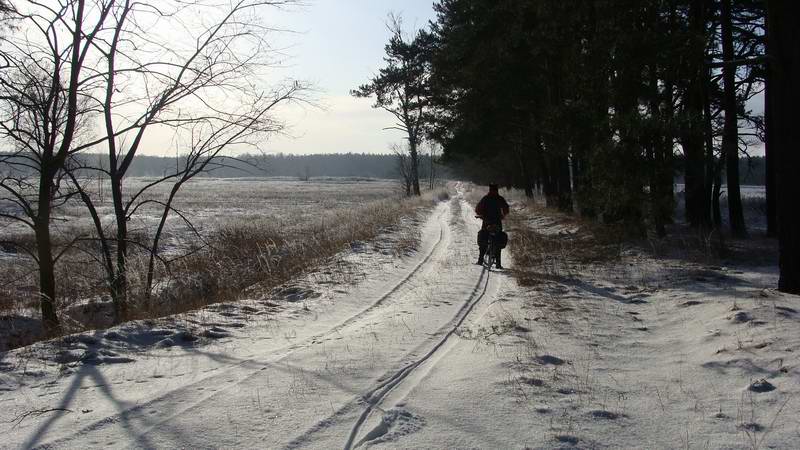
left=505, top=199, right=622, bottom=286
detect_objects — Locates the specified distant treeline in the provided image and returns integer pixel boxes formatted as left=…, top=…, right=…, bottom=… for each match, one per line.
left=2, top=151, right=761, bottom=184
left=130, top=153, right=403, bottom=179
left=2, top=152, right=447, bottom=180
left=674, top=155, right=767, bottom=186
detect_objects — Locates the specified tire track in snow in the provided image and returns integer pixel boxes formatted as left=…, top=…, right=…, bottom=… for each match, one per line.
left=343, top=197, right=499, bottom=449
left=32, top=205, right=452, bottom=450
left=281, top=194, right=501, bottom=450
left=310, top=207, right=450, bottom=340
left=345, top=265, right=495, bottom=449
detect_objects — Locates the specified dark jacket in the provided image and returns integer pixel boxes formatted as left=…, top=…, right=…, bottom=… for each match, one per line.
left=475, top=192, right=510, bottom=230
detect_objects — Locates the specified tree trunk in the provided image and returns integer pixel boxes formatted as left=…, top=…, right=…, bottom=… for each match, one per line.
left=703, top=67, right=718, bottom=230
left=429, top=151, right=435, bottom=190
left=684, top=0, right=710, bottom=229
left=649, top=64, right=674, bottom=238
left=542, top=161, right=557, bottom=209
left=409, top=138, right=421, bottom=196
left=34, top=174, right=59, bottom=334
left=720, top=0, right=747, bottom=237
left=573, top=154, right=596, bottom=218
left=767, top=0, right=800, bottom=294
left=712, top=157, right=724, bottom=228
left=764, top=59, right=778, bottom=238
left=556, top=155, right=572, bottom=212
left=111, top=176, right=129, bottom=323
left=515, top=144, right=534, bottom=199
left=146, top=182, right=183, bottom=298
left=523, top=182, right=534, bottom=199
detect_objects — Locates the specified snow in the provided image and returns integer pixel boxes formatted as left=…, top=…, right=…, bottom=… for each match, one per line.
left=1, top=182, right=798, bottom=449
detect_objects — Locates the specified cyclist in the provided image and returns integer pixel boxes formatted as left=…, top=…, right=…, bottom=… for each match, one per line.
left=475, top=183, right=510, bottom=269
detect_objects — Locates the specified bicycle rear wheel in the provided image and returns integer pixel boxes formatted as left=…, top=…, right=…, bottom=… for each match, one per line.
left=484, top=239, right=495, bottom=268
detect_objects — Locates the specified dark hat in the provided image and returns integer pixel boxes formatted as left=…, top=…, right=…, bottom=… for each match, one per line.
left=488, top=183, right=499, bottom=192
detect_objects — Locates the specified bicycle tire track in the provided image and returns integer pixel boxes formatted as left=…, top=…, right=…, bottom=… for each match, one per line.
left=280, top=196, right=501, bottom=450
left=343, top=197, right=498, bottom=449
left=345, top=264, right=494, bottom=450
left=31, top=205, right=452, bottom=450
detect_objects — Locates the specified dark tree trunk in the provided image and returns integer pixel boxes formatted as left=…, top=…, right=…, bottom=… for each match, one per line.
left=611, top=54, right=645, bottom=232
left=649, top=64, right=674, bottom=238
left=409, top=138, right=421, bottom=196
left=703, top=67, right=718, bottom=230
left=572, top=152, right=595, bottom=218
left=34, top=171, right=59, bottom=334
left=523, top=183, right=534, bottom=199
left=764, top=61, right=778, bottom=237
left=515, top=144, right=534, bottom=199
left=683, top=0, right=710, bottom=229
left=712, top=157, right=724, bottom=228
left=535, top=136, right=557, bottom=209
left=543, top=168, right=557, bottom=209
left=556, top=155, right=572, bottom=212
left=543, top=161, right=557, bottom=209
left=720, top=0, right=747, bottom=237
left=767, top=0, right=800, bottom=294
left=111, top=175, right=129, bottom=323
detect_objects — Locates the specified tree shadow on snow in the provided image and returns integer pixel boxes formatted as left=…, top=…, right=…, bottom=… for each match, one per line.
left=21, top=336, right=245, bottom=449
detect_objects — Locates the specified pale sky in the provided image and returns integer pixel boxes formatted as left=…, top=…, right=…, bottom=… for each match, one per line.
left=256, top=0, right=438, bottom=155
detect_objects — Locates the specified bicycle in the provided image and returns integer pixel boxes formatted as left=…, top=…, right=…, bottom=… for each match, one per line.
left=476, top=217, right=501, bottom=269
left=483, top=225, right=497, bottom=269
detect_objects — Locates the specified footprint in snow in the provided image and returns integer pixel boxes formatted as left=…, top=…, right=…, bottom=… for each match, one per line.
left=748, top=379, right=776, bottom=393
left=202, top=328, right=230, bottom=339
left=518, top=376, right=545, bottom=387
left=555, top=435, right=579, bottom=445
left=356, top=408, right=426, bottom=448
left=678, top=300, right=702, bottom=308
left=730, top=311, right=752, bottom=323
left=738, top=422, right=764, bottom=432
left=626, top=299, right=648, bottom=305
left=589, top=409, right=625, bottom=420
left=535, top=355, right=566, bottom=366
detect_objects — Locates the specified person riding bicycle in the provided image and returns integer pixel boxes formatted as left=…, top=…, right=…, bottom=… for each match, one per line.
left=475, top=183, right=510, bottom=269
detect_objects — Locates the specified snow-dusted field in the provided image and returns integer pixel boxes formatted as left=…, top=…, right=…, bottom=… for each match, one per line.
left=0, top=177, right=411, bottom=352
left=0, top=177, right=400, bottom=299
left=1, top=182, right=797, bottom=449
left=1, top=176, right=402, bottom=246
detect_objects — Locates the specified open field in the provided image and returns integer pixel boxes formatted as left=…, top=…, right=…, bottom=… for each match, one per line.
left=1, top=177, right=402, bottom=250
left=1, top=177, right=439, bottom=350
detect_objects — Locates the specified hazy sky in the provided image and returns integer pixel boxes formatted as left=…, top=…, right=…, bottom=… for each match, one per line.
left=257, top=0, right=437, bottom=156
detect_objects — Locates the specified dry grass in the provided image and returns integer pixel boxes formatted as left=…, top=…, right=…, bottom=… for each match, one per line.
left=136, top=195, right=433, bottom=318
left=0, top=183, right=448, bottom=350
left=504, top=198, right=622, bottom=286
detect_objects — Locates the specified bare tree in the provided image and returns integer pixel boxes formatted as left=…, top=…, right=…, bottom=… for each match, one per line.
left=69, top=0, right=307, bottom=321
left=1, top=0, right=307, bottom=327
left=0, top=0, right=115, bottom=333
left=0, top=0, right=13, bottom=23
left=352, top=14, right=432, bottom=196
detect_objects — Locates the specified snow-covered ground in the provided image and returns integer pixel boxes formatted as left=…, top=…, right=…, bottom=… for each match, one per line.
left=1, top=183, right=798, bottom=449
left=0, top=177, right=407, bottom=350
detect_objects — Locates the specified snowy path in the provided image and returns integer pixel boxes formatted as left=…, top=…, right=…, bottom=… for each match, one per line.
left=3, top=189, right=518, bottom=449
left=5, top=186, right=799, bottom=449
